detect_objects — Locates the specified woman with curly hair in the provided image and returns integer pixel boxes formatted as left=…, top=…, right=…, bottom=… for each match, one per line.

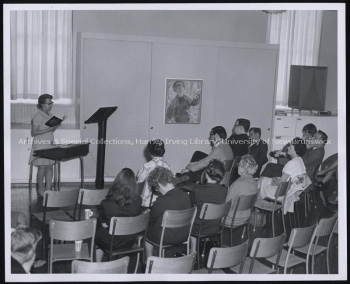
left=95, top=168, right=142, bottom=261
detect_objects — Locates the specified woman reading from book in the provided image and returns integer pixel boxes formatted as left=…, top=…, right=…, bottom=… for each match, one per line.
left=29, top=94, right=66, bottom=197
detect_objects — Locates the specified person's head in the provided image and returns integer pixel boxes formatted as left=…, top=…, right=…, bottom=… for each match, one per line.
left=288, top=137, right=307, bottom=158
left=37, top=94, right=53, bottom=112
left=147, top=139, right=165, bottom=157
left=302, top=124, right=317, bottom=140
left=205, top=159, right=226, bottom=183
left=238, top=154, right=258, bottom=176
left=210, top=126, right=227, bottom=143
left=172, top=81, right=185, bottom=96
left=311, top=130, right=328, bottom=147
left=249, top=127, right=261, bottom=142
left=107, top=168, right=138, bottom=206
left=233, top=118, right=250, bottom=134
left=11, top=226, right=42, bottom=265
left=147, top=167, right=174, bottom=195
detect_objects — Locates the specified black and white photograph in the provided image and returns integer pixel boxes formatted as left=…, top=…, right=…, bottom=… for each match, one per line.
left=3, top=3, right=346, bottom=282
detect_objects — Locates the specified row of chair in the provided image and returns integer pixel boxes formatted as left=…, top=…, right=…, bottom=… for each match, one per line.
left=69, top=213, right=337, bottom=274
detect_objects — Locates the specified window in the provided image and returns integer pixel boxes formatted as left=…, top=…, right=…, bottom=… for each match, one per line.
left=10, top=10, right=73, bottom=102
left=266, top=10, right=323, bottom=107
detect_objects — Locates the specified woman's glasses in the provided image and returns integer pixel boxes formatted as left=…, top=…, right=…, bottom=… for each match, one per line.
left=45, top=102, right=54, bottom=106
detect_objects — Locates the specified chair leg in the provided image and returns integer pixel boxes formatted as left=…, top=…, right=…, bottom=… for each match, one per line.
left=197, top=238, right=201, bottom=270
left=295, top=203, right=300, bottom=228
left=202, top=238, right=207, bottom=256
left=241, top=226, right=246, bottom=239
left=281, top=210, right=286, bottom=236
left=134, top=252, right=140, bottom=274
left=253, top=208, right=257, bottom=232
left=272, top=210, right=276, bottom=237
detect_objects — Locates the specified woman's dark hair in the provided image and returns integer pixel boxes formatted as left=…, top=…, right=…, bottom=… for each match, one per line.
left=249, top=127, right=261, bottom=137
left=302, top=123, right=317, bottom=137
left=210, top=126, right=227, bottom=139
left=147, top=139, right=165, bottom=157
left=206, top=159, right=225, bottom=182
left=291, top=137, right=307, bottom=157
left=37, top=94, right=53, bottom=110
left=147, top=167, right=174, bottom=191
left=106, top=168, right=137, bottom=206
left=317, top=130, right=328, bottom=144
left=236, top=118, right=251, bottom=133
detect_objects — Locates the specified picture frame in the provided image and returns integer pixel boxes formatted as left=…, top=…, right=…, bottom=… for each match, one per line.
left=164, top=79, right=203, bottom=124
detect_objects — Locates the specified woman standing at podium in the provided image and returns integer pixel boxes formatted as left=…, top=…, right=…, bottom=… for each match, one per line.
left=29, top=94, right=62, bottom=197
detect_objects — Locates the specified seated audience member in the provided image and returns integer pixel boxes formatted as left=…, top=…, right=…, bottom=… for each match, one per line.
left=145, top=167, right=191, bottom=258
left=261, top=123, right=317, bottom=178
left=11, top=226, right=42, bottom=274
left=258, top=138, right=309, bottom=213
left=188, top=160, right=228, bottom=251
left=95, top=168, right=142, bottom=262
left=248, top=127, right=268, bottom=178
left=303, top=130, right=327, bottom=176
left=179, top=126, right=233, bottom=184
left=224, top=154, right=259, bottom=228
left=137, top=139, right=171, bottom=208
left=227, top=118, right=251, bottom=158
left=11, top=212, right=27, bottom=228
left=315, top=153, right=338, bottom=206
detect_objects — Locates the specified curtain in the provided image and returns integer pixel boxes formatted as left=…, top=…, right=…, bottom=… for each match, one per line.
left=10, top=10, right=73, bottom=100
left=267, top=10, right=323, bottom=106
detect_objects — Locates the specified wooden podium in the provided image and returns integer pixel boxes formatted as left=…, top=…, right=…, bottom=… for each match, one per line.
left=84, top=106, right=118, bottom=189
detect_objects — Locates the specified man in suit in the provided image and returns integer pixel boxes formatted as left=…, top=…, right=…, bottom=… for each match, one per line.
left=180, top=126, right=234, bottom=184
left=227, top=118, right=251, bottom=158
left=303, top=130, right=327, bottom=176
left=248, top=127, right=268, bottom=178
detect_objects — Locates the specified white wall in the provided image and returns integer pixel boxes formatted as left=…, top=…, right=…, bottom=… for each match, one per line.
left=73, top=10, right=268, bottom=43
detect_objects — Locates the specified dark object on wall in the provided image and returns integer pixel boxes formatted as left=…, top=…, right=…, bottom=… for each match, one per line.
left=288, top=65, right=328, bottom=111
left=85, top=106, right=118, bottom=189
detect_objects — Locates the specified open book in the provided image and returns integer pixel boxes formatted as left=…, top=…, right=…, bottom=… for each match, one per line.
left=45, top=115, right=67, bottom=127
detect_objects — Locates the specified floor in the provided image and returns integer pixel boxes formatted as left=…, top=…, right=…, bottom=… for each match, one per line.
left=11, top=182, right=338, bottom=275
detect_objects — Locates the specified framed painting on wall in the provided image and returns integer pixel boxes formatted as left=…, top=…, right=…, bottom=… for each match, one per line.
left=164, top=79, right=203, bottom=124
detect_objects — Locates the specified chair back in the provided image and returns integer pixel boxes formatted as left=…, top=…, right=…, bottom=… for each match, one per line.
left=43, top=188, right=80, bottom=208
left=49, top=218, right=97, bottom=241
left=228, top=156, right=241, bottom=187
left=287, top=223, right=318, bottom=249
left=207, top=241, right=248, bottom=273
left=73, top=188, right=109, bottom=220
left=109, top=211, right=150, bottom=236
left=221, top=159, right=234, bottom=187
left=146, top=252, right=196, bottom=274
left=199, top=201, right=231, bottom=220
left=71, top=257, right=129, bottom=274
left=78, top=188, right=109, bottom=205
left=315, top=214, right=338, bottom=238
left=161, top=207, right=197, bottom=229
left=274, top=181, right=290, bottom=199
left=249, top=233, right=286, bottom=273
left=232, top=193, right=257, bottom=213
left=158, top=207, right=197, bottom=256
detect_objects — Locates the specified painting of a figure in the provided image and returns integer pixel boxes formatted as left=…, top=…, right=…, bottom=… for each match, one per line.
left=165, top=79, right=203, bottom=124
